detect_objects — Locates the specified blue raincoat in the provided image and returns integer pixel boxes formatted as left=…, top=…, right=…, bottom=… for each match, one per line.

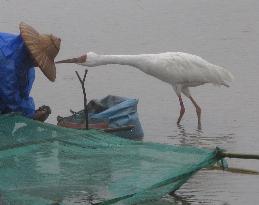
left=0, top=32, right=35, bottom=118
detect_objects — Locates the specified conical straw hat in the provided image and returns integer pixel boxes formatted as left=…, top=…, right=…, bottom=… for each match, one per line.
left=19, top=22, right=61, bottom=82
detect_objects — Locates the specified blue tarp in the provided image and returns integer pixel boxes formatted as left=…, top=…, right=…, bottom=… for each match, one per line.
left=90, top=95, right=144, bottom=139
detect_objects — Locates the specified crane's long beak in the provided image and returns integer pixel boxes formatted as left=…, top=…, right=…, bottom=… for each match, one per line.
left=55, top=57, right=79, bottom=64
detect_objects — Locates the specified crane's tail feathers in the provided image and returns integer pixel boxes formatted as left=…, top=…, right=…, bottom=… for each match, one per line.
left=225, top=70, right=234, bottom=82
left=219, top=67, right=234, bottom=82
left=212, top=65, right=234, bottom=87
left=222, top=82, right=230, bottom=87
left=221, top=70, right=233, bottom=87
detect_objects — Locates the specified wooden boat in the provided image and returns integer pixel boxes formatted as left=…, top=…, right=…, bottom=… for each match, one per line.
left=57, top=95, right=144, bottom=139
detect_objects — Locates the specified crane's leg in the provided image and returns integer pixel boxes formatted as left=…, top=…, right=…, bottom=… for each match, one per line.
left=182, top=88, right=202, bottom=128
left=177, top=95, right=185, bottom=124
left=173, top=85, right=185, bottom=124
left=189, top=96, right=201, bottom=128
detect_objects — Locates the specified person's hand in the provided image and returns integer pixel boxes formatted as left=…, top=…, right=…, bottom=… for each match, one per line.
left=33, top=105, right=51, bottom=122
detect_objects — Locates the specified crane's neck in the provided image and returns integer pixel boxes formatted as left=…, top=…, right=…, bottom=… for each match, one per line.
left=88, top=53, right=150, bottom=72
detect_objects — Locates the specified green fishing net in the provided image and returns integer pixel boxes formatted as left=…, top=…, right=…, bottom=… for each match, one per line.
left=0, top=115, right=220, bottom=205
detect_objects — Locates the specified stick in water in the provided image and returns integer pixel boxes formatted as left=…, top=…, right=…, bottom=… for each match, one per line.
left=75, top=69, right=89, bottom=129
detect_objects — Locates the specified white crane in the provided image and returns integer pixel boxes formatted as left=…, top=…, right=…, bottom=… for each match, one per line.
left=56, top=52, right=234, bottom=128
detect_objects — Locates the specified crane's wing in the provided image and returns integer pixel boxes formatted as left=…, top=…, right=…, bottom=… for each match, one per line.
left=160, top=52, right=234, bottom=86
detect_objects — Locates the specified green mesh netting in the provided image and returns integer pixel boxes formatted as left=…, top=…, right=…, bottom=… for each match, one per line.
left=0, top=115, right=220, bottom=205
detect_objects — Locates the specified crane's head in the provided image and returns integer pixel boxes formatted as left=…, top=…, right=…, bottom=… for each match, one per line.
left=55, top=52, right=99, bottom=67
left=82, top=52, right=99, bottom=67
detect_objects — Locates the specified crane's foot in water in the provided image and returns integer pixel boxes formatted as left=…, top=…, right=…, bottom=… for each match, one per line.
left=197, top=122, right=202, bottom=130
left=177, top=107, right=185, bottom=124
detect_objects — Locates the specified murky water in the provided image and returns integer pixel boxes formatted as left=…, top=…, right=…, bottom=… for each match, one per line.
left=1, top=0, right=259, bottom=204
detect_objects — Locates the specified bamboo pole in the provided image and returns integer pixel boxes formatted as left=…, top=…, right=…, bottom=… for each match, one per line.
left=219, top=152, right=259, bottom=160
left=212, top=150, right=259, bottom=174
left=207, top=166, right=259, bottom=175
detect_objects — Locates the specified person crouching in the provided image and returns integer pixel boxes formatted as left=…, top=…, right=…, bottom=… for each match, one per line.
left=0, top=22, right=61, bottom=122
